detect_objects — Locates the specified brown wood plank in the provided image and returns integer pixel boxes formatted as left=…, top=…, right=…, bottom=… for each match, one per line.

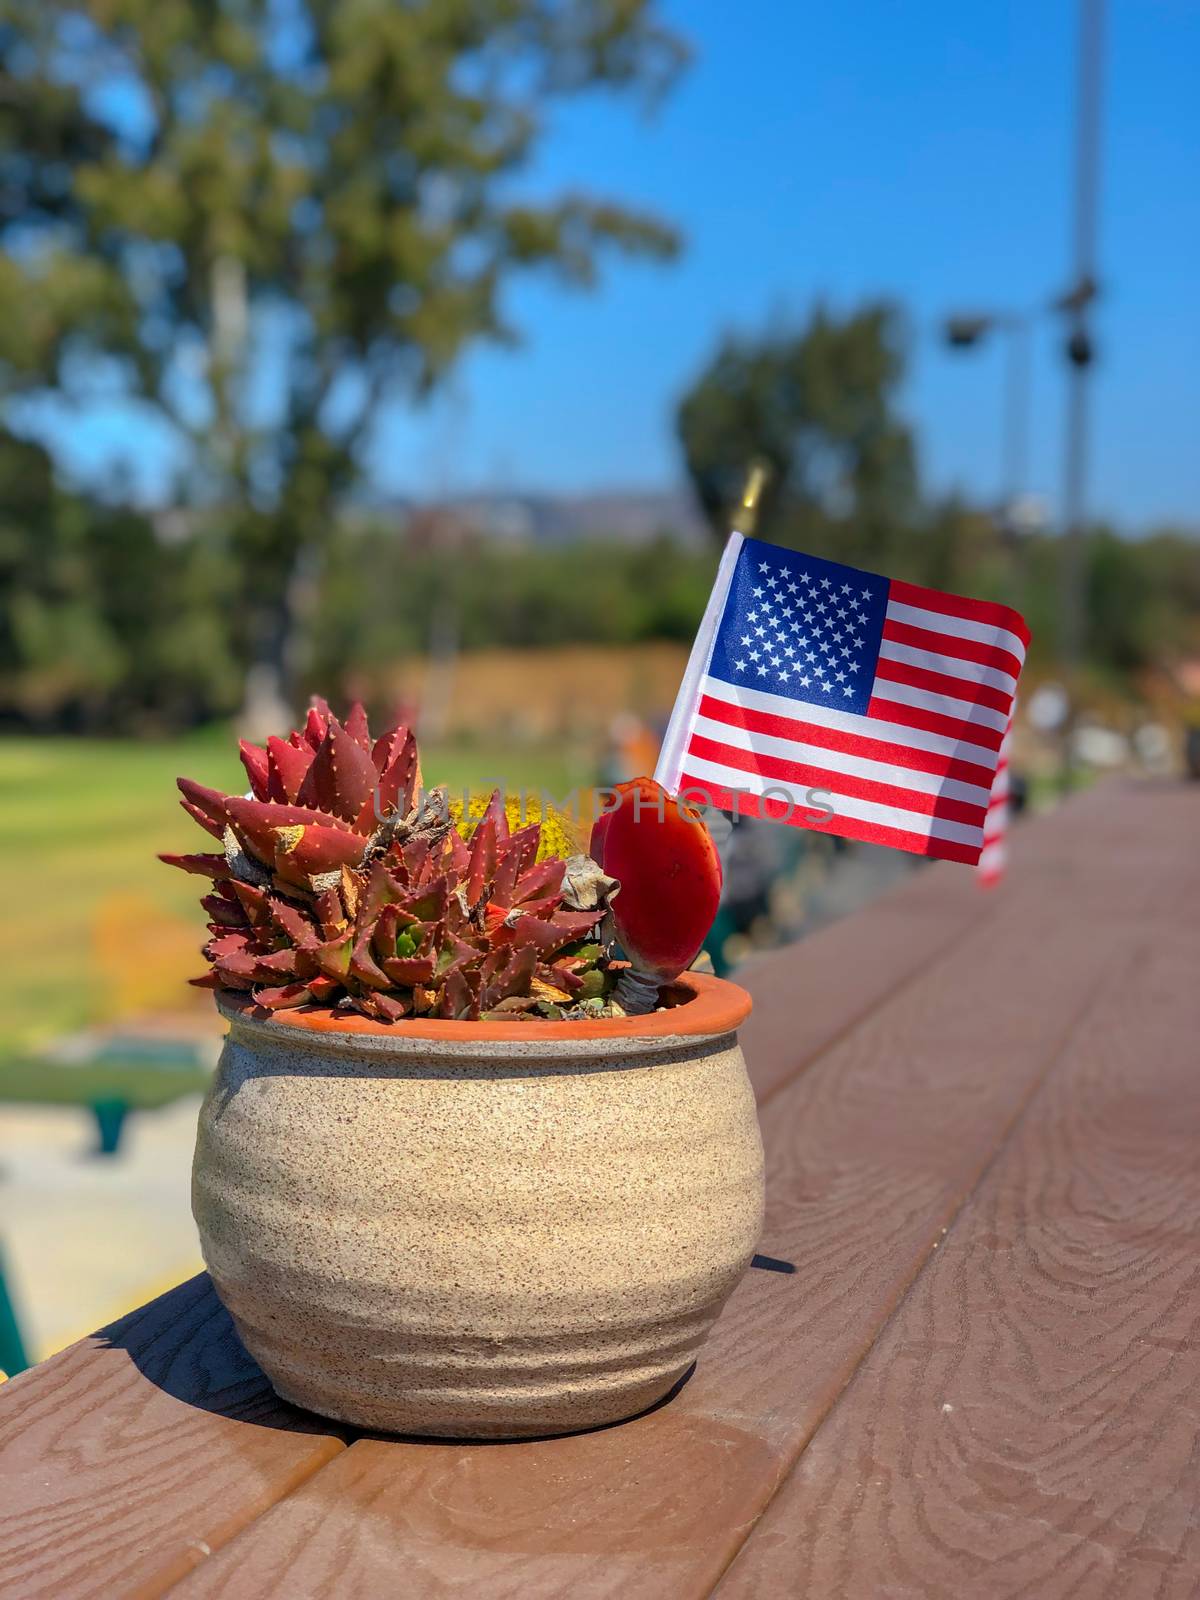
left=738, top=854, right=993, bottom=1103
left=166, top=784, right=1188, bottom=1598
left=0, top=1274, right=345, bottom=1600
left=718, top=869, right=1200, bottom=1597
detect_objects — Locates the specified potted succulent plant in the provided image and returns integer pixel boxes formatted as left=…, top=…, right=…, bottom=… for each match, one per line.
left=166, top=699, right=763, bottom=1439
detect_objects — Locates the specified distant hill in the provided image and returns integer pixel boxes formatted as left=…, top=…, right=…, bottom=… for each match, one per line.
left=356, top=489, right=711, bottom=549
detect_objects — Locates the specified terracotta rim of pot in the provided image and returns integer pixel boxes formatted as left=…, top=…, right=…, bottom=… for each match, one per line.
left=217, top=970, right=750, bottom=1044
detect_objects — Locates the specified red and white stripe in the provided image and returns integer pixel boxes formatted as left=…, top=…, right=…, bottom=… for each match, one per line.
left=657, top=548, right=1029, bottom=867
left=976, top=709, right=1015, bottom=886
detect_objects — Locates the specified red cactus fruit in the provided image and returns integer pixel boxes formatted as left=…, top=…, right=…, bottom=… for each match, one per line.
left=590, top=777, right=722, bottom=985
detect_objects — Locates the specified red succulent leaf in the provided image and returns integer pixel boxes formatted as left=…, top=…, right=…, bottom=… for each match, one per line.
left=538, top=960, right=584, bottom=995
left=228, top=880, right=271, bottom=923
left=444, top=825, right=470, bottom=875
left=496, top=913, right=584, bottom=957
left=158, top=852, right=230, bottom=879
left=357, top=726, right=419, bottom=828
left=296, top=717, right=379, bottom=825
left=215, top=951, right=261, bottom=982
left=314, top=933, right=353, bottom=982
left=223, top=796, right=353, bottom=864
left=273, top=823, right=367, bottom=886
left=466, top=815, right=498, bottom=908
left=201, top=894, right=246, bottom=928
left=481, top=943, right=536, bottom=1007
left=349, top=933, right=392, bottom=990
left=303, top=704, right=327, bottom=750
left=399, top=875, right=449, bottom=924
left=344, top=701, right=372, bottom=750
left=382, top=954, right=437, bottom=985
left=266, top=735, right=313, bottom=803
left=252, top=949, right=299, bottom=978
left=440, top=966, right=481, bottom=1021
left=490, top=824, right=539, bottom=906
left=307, top=974, right=340, bottom=1003
left=205, top=931, right=253, bottom=959
left=239, top=740, right=271, bottom=800
left=313, top=887, right=347, bottom=938
left=476, top=787, right=510, bottom=845
left=268, top=897, right=319, bottom=947
left=254, top=982, right=313, bottom=1010
left=188, top=972, right=222, bottom=989
left=512, top=860, right=565, bottom=904
left=357, top=859, right=403, bottom=925
left=177, top=778, right=230, bottom=837
left=589, top=777, right=722, bottom=981
left=353, top=990, right=410, bottom=1022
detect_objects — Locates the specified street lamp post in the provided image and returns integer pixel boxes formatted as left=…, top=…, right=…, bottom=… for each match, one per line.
left=1057, top=0, right=1106, bottom=784
left=943, top=310, right=1036, bottom=534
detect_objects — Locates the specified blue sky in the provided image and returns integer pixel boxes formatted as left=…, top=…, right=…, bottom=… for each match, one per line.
left=36, top=0, right=1200, bottom=530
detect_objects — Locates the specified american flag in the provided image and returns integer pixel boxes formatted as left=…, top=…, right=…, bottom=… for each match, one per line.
left=655, top=532, right=1030, bottom=866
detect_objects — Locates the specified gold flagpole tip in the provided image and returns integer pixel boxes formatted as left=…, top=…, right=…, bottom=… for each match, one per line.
left=731, top=459, right=769, bottom=537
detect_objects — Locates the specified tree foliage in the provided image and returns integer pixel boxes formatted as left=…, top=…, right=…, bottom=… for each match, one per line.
left=0, top=0, right=686, bottom=684
left=676, top=303, right=918, bottom=557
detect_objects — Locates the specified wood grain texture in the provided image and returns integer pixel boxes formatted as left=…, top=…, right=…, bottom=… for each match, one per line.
left=738, top=854, right=989, bottom=1103
left=0, top=1274, right=345, bottom=1600
left=718, top=879, right=1200, bottom=1595
left=166, top=783, right=1188, bottom=1598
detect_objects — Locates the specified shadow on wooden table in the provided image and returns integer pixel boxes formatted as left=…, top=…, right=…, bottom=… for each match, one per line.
left=95, top=1271, right=714, bottom=1447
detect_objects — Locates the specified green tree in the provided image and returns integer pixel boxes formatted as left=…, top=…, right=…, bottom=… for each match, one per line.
left=676, top=303, right=918, bottom=560
left=0, top=0, right=686, bottom=704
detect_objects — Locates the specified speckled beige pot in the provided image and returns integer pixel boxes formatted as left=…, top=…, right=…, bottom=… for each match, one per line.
left=192, top=974, right=763, bottom=1439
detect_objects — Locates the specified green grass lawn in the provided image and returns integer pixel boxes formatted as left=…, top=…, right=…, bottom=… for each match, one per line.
left=0, top=727, right=577, bottom=1078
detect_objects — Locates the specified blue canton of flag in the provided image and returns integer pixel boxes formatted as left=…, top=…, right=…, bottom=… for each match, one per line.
left=706, top=546, right=889, bottom=719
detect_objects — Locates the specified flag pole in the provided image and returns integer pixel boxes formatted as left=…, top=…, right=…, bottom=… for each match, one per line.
left=731, top=459, right=769, bottom=538
left=653, top=461, right=770, bottom=793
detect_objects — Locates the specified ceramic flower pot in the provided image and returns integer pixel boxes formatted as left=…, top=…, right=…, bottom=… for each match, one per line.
left=192, top=973, right=764, bottom=1439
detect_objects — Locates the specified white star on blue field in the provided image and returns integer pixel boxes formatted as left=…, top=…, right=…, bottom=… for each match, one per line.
left=707, top=537, right=890, bottom=718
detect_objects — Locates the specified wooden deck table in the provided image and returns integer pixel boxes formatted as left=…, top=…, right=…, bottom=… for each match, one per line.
left=3, top=778, right=1197, bottom=1599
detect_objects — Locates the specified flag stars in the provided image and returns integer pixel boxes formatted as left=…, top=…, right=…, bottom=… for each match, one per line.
left=798, top=674, right=811, bottom=687
left=821, top=680, right=833, bottom=692
left=800, top=572, right=812, bottom=585
left=842, top=686, right=854, bottom=698
left=835, top=670, right=846, bottom=683
left=766, top=574, right=778, bottom=588
left=840, top=583, right=852, bottom=595
left=759, top=561, right=771, bottom=573
left=733, top=660, right=745, bottom=672
left=849, top=662, right=860, bottom=672
left=756, top=665, right=768, bottom=677
left=752, top=586, right=764, bottom=599
left=740, top=634, right=752, bottom=647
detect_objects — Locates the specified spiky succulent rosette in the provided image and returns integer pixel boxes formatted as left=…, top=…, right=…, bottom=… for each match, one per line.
left=162, top=699, right=610, bottom=1022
